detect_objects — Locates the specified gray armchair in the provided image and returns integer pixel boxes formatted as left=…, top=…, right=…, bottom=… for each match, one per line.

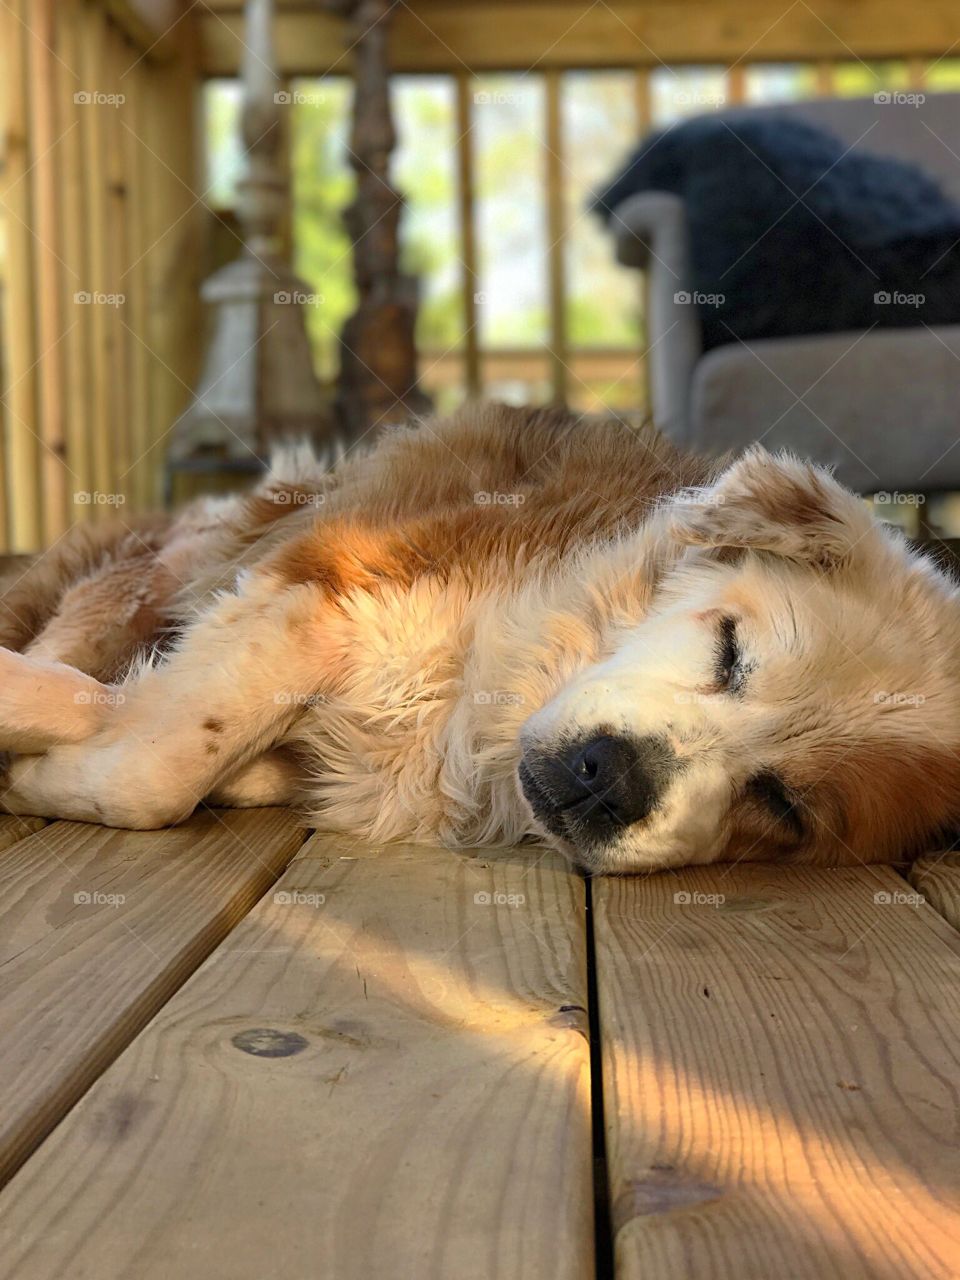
left=614, top=94, right=960, bottom=494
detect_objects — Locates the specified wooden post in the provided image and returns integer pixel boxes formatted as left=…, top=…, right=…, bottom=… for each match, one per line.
left=167, top=0, right=331, bottom=493
left=545, top=69, right=567, bottom=406
left=455, top=72, right=481, bottom=398
left=334, top=0, right=430, bottom=438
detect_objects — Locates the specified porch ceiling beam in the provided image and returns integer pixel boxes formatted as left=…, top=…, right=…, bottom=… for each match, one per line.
left=200, top=1, right=960, bottom=76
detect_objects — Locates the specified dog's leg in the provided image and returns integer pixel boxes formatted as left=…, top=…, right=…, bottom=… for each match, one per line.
left=0, top=648, right=118, bottom=753
left=205, top=748, right=305, bottom=808
left=1, top=577, right=328, bottom=827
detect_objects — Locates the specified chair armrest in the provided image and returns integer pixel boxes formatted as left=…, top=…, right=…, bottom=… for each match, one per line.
left=611, top=192, right=702, bottom=442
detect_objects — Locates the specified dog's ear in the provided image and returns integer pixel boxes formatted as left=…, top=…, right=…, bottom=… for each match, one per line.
left=666, top=447, right=877, bottom=569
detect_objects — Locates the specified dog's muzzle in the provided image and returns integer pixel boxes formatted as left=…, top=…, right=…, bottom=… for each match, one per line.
left=519, top=732, right=681, bottom=847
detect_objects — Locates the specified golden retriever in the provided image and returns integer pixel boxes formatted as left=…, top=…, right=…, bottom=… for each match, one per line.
left=0, top=402, right=956, bottom=873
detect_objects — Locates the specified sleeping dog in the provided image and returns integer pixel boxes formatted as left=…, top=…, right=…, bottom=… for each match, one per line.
left=1, top=403, right=957, bottom=873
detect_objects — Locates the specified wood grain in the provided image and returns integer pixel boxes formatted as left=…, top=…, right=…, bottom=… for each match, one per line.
left=0, top=815, right=45, bottom=853
left=594, top=864, right=960, bottom=1280
left=908, top=851, right=960, bottom=934
left=0, top=808, right=305, bottom=1187
left=201, top=3, right=960, bottom=74
left=0, top=837, right=593, bottom=1280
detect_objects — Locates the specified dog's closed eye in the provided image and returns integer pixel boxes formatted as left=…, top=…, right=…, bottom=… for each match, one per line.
left=715, top=615, right=744, bottom=693
left=745, top=771, right=805, bottom=839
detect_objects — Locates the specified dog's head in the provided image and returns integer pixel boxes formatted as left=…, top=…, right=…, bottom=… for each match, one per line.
left=518, top=448, right=960, bottom=873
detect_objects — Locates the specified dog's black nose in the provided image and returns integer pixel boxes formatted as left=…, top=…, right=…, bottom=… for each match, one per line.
left=520, top=733, right=680, bottom=841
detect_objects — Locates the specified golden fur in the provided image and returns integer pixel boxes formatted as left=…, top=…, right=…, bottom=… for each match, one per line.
left=1, top=402, right=958, bottom=873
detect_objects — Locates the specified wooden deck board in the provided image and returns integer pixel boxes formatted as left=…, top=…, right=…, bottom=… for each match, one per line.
left=0, top=808, right=305, bottom=1188
left=0, top=836, right=593, bottom=1280
left=0, top=815, right=45, bottom=853
left=908, top=851, right=960, bottom=934
left=594, top=863, right=960, bottom=1280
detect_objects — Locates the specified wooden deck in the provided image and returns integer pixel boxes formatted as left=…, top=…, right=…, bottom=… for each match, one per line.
left=0, top=809, right=958, bottom=1278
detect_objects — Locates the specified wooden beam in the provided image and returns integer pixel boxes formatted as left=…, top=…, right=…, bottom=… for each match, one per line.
left=201, top=3, right=960, bottom=75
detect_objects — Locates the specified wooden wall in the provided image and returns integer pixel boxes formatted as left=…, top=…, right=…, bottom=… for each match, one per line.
left=0, top=0, right=201, bottom=552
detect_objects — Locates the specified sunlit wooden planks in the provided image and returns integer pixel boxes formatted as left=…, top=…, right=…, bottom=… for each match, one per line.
left=594, top=863, right=960, bottom=1280
left=0, top=808, right=305, bottom=1188
left=0, top=836, right=593, bottom=1280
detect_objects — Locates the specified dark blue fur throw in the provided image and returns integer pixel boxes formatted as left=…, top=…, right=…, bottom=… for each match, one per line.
left=594, top=113, right=960, bottom=350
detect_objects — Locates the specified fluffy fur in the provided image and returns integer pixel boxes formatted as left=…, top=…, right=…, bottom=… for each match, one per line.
left=1, top=402, right=959, bottom=874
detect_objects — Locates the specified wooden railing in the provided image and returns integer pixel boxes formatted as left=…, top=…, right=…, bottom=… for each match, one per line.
left=0, top=0, right=200, bottom=551
left=200, top=1, right=960, bottom=422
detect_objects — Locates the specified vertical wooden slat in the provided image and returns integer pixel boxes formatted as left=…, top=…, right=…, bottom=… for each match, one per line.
left=140, top=22, right=201, bottom=507
left=104, top=21, right=132, bottom=503
left=727, top=63, right=747, bottom=105
left=78, top=10, right=115, bottom=513
left=634, top=66, right=653, bottom=416
left=544, top=68, right=567, bottom=406
left=57, top=0, right=94, bottom=522
left=124, top=59, right=153, bottom=513
left=908, top=57, right=928, bottom=90
left=0, top=0, right=41, bottom=550
left=455, top=71, right=480, bottom=398
left=634, top=65, right=651, bottom=136
left=26, top=0, right=70, bottom=543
